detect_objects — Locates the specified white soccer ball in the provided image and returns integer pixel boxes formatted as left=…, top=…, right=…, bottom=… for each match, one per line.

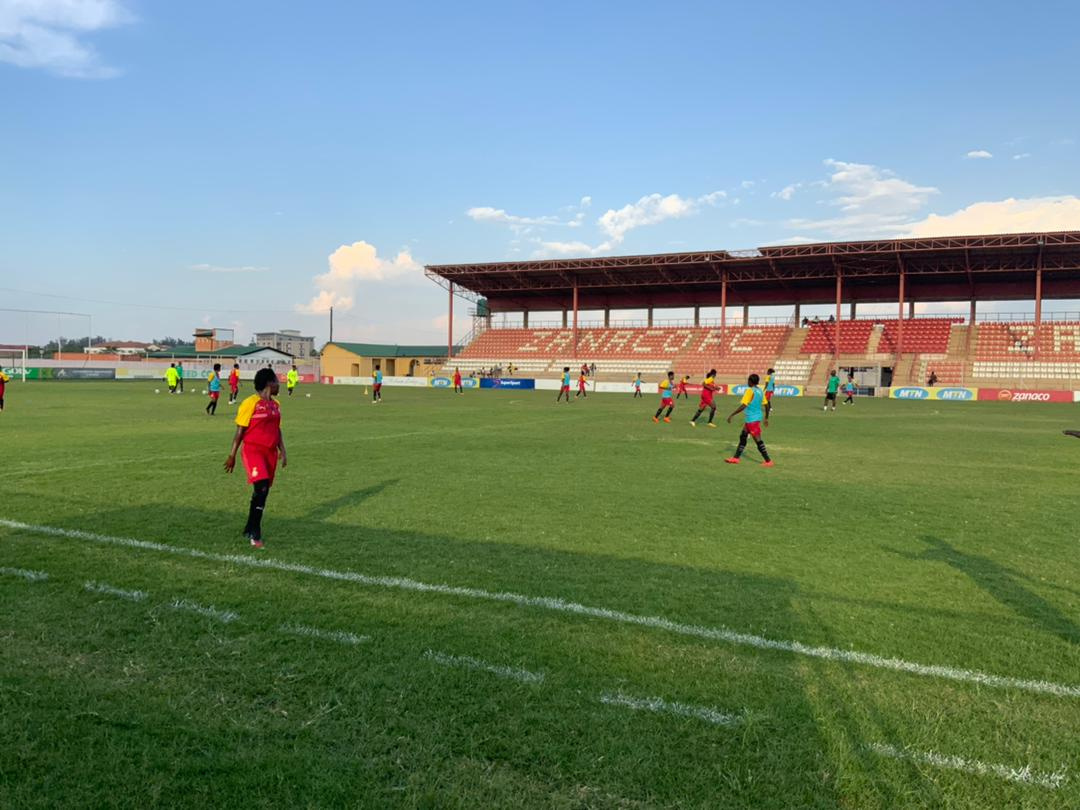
left=305, top=393, right=311, bottom=398
left=202, top=389, right=207, bottom=395
left=154, top=389, right=160, bottom=394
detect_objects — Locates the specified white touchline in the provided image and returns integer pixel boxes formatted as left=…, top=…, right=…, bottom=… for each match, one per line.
left=169, top=598, right=238, bottom=623
left=0, top=565, right=48, bottom=582
left=2, top=518, right=1079, bottom=699
left=84, top=581, right=148, bottom=601
left=600, top=691, right=741, bottom=726
left=423, top=649, right=545, bottom=684
left=279, top=623, right=370, bottom=645
left=867, top=743, right=1068, bottom=790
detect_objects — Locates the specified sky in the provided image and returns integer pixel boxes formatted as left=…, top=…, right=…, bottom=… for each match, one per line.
left=2, top=0, right=1079, bottom=347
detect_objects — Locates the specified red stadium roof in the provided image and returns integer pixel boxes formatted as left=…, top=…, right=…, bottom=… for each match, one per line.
left=425, top=231, right=1080, bottom=312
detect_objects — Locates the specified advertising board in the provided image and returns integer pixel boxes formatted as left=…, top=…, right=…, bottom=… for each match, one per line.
left=889, top=386, right=976, bottom=401
left=479, top=378, right=536, bottom=390
left=979, top=388, right=1072, bottom=403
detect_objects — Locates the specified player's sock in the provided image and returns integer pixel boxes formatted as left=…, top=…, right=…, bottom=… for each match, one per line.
left=665, top=406, right=674, bottom=418
left=755, top=439, right=771, bottom=462
left=707, top=408, right=716, bottom=424
left=691, top=408, right=703, bottom=423
left=246, top=480, right=270, bottom=539
left=734, top=430, right=749, bottom=459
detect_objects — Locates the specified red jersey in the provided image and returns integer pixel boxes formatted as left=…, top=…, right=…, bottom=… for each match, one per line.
left=700, top=376, right=718, bottom=405
left=236, top=395, right=281, bottom=449
left=453, top=372, right=461, bottom=385
left=228, top=369, right=239, bottom=389
left=578, top=375, right=587, bottom=389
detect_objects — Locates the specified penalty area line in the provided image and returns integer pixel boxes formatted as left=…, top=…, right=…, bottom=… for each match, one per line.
left=0, top=565, right=49, bottom=582
left=866, top=742, right=1068, bottom=790
left=84, top=581, right=148, bottom=602
left=600, top=691, right=741, bottom=727
left=2, top=517, right=1079, bottom=699
left=423, top=649, right=545, bottom=684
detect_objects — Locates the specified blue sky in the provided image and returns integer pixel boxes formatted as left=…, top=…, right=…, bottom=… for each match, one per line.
left=2, top=0, right=1079, bottom=346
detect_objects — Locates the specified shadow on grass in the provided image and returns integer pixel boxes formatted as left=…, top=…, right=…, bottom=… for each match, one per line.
left=893, top=536, right=1080, bottom=646
left=303, top=479, right=399, bottom=523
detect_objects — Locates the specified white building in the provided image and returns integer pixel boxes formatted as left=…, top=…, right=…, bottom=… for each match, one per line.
left=254, top=329, right=315, bottom=357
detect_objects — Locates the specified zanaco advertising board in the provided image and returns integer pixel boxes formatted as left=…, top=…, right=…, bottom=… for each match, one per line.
left=979, top=388, right=1073, bottom=403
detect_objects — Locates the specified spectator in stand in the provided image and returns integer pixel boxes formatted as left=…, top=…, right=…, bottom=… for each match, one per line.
left=802, top=316, right=810, bottom=327
left=927, top=370, right=938, bottom=387
left=827, top=314, right=835, bottom=323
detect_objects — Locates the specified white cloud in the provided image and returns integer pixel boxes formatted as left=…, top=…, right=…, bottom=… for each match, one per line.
left=903, top=196, right=1080, bottom=237
left=465, top=207, right=561, bottom=227
left=787, top=159, right=938, bottom=237
left=772, top=183, right=801, bottom=201
left=965, top=150, right=993, bottom=159
left=1012, top=153, right=1031, bottom=160
left=190, top=263, right=268, bottom=274
left=538, top=239, right=614, bottom=257
left=598, top=191, right=724, bottom=242
left=0, top=0, right=132, bottom=78
left=298, top=241, right=421, bottom=314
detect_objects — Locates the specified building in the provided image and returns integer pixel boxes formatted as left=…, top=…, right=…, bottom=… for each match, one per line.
left=193, top=328, right=235, bottom=353
left=254, top=330, right=315, bottom=358
left=148, top=343, right=295, bottom=369
left=320, top=342, right=458, bottom=379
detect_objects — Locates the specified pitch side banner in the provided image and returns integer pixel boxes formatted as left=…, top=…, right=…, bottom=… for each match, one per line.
left=889, top=386, right=976, bottom=401
left=979, top=388, right=1072, bottom=403
left=430, top=376, right=479, bottom=389
left=730, top=384, right=801, bottom=397
left=479, top=377, right=536, bottom=390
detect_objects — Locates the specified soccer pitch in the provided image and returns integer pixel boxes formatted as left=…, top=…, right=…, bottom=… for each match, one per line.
left=1, top=383, right=1078, bottom=808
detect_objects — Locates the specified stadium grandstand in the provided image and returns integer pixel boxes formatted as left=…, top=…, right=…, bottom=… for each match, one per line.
left=426, top=231, right=1080, bottom=392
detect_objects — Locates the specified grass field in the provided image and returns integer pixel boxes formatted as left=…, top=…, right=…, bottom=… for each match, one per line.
left=1, top=381, right=1079, bottom=808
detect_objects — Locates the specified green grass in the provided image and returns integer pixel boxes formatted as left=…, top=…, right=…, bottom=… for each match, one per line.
left=1, top=382, right=1079, bottom=808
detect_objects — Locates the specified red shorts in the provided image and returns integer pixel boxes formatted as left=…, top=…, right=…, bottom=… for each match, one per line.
left=764, top=391, right=773, bottom=402
left=373, top=384, right=382, bottom=392
left=561, top=385, right=570, bottom=392
left=241, top=445, right=278, bottom=485
left=229, top=386, right=238, bottom=394
left=744, top=421, right=762, bottom=438
left=661, top=397, right=673, bottom=406
left=699, top=396, right=714, bottom=408
left=209, top=391, right=220, bottom=400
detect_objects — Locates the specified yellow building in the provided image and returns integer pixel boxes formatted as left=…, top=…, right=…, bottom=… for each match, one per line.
left=320, top=342, right=457, bottom=379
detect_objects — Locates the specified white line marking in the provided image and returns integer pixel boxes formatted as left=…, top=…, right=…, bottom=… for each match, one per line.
left=2, top=518, right=1078, bottom=698
left=423, top=649, right=545, bottom=684
left=600, top=691, right=742, bottom=726
left=279, top=623, right=370, bottom=645
left=0, top=565, right=48, bottom=582
left=867, top=743, right=1068, bottom=790
left=83, top=581, right=147, bottom=601
left=169, top=598, right=238, bottom=623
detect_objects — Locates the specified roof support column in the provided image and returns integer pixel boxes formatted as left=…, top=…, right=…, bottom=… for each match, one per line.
left=834, top=266, right=842, bottom=363
left=742, top=304, right=749, bottom=327
left=794, top=303, right=801, bottom=325
left=647, top=307, right=654, bottom=327
left=562, top=310, right=568, bottom=329
left=968, top=300, right=976, bottom=325
left=693, top=306, right=700, bottom=327
left=572, top=284, right=579, bottom=358
left=897, top=261, right=905, bottom=359
left=604, top=309, right=610, bottom=328
left=720, top=272, right=727, bottom=358
left=909, top=301, right=915, bottom=318
left=1035, top=256, right=1043, bottom=359
left=850, top=302, right=857, bottom=319
left=447, top=283, right=454, bottom=360
left=523, top=310, right=529, bottom=329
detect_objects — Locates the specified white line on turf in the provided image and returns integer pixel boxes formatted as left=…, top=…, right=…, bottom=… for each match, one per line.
left=0, top=565, right=48, bottom=582
left=84, top=580, right=147, bottom=601
left=280, top=623, right=370, bottom=645
left=599, top=691, right=742, bottom=726
left=423, top=649, right=545, bottom=684
left=866, top=742, right=1068, bottom=790
left=2, top=517, right=1078, bottom=699
left=169, top=598, right=238, bottom=623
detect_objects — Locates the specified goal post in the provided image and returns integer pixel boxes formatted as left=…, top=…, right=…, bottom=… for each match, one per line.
left=0, top=345, right=28, bottom=382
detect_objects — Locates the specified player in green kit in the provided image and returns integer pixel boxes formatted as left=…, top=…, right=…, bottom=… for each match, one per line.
left=823, top=369, right=840, bottom=412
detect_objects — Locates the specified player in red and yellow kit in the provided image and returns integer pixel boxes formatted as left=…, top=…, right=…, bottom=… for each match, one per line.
left=689, top=368, right=718, bottom=427
left=676, top=375, right=690, bottom=399
left=224, top=368, right=286, bottom=548
left=227, top=364, right=240, bottom=404
left=575, top=372, right=588, bottom=399
left=0, top=370, right=9, bottom=412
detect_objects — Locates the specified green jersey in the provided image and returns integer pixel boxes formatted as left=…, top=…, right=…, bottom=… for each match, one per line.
left=827, top=375, right=840, bottom=393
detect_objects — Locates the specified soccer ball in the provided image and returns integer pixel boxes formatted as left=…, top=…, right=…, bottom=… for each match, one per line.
left=201, top=389, right=207, bottom=395
left=154, top=389, right=160, bottom=394
left=305, top=393, right=311, bottom=398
